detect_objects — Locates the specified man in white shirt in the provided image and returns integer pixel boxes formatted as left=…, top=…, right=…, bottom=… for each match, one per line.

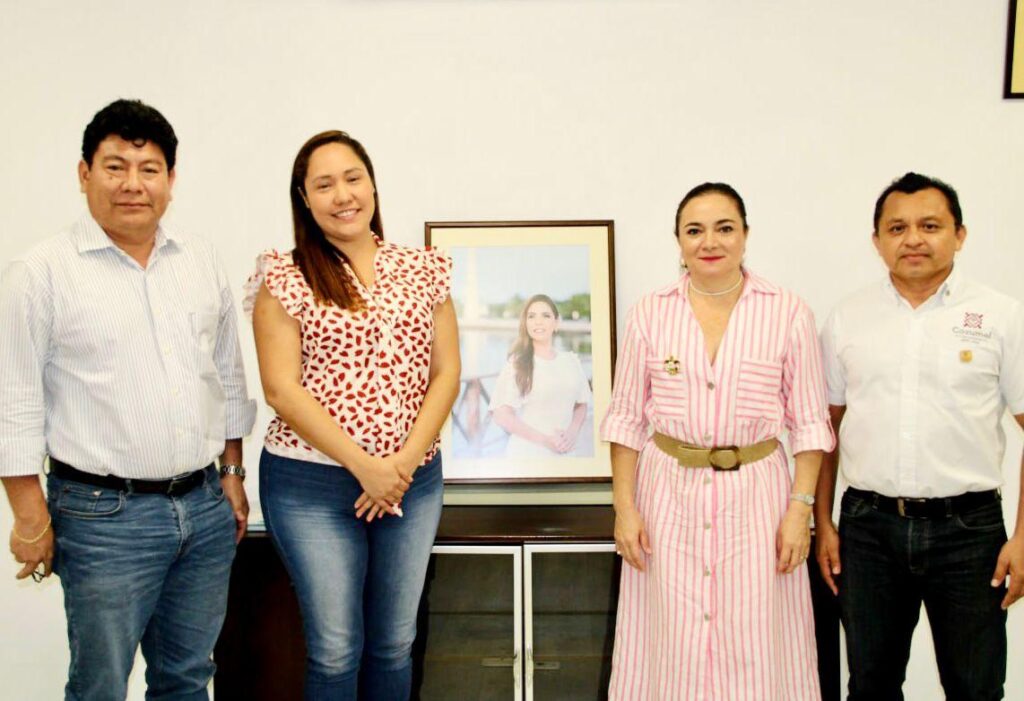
left=815, top=172, right=1024, bottom=700
left=0, top=99, right=256, bottom=700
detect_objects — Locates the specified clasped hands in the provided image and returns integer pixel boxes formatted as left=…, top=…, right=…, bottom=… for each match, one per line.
left=545, top=428, right=577, bottom=454
left=353, top=452, right=417, bottom=522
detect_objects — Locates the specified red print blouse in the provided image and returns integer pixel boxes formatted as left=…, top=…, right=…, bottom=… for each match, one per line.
left=244, top=242, right=452, bottom=467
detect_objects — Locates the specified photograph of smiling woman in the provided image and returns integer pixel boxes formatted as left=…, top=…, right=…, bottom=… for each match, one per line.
left=489, top=293, right=593, bottom=458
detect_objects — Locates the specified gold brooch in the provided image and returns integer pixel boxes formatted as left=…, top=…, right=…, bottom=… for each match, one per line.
left=959, top=349, right=972, bottom=363
left=664, top=355, right=680, bottom=375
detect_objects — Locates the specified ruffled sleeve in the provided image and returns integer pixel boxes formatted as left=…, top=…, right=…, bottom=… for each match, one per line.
left=242, top=249, right=308, bottom=320
left=425, top=247, right=453, bottom=308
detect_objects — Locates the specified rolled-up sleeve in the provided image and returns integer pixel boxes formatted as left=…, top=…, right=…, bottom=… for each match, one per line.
left=600, top=304, right=651, bottom=451
left=215, top=264, right=256, bottom=439
left=782, top=303, right=835, bottom=454
left=0, top=262, right=51, bottom=476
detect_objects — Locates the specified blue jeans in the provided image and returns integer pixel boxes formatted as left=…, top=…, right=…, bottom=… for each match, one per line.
left=260, top=450, right=443, bottom=701
left=838, top=489, right=1007, bottom=701
left=47, top=466, right=237, bottom=701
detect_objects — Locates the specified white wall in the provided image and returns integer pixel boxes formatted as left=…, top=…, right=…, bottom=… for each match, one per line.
left=1, top=1, right=1021, bottom=698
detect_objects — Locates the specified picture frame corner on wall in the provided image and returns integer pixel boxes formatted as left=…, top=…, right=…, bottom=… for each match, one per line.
left=424, top=220, right=616, bottom=485
left=1005, top=0, right=1024, bottom=99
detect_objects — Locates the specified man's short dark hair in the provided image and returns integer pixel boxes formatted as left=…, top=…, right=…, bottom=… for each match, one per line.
left=82, top=99, right=178, bottom=170
left=873, top=172, right=963, bottom=232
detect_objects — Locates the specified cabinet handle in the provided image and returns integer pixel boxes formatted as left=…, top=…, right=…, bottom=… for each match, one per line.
left=512, top=648, right=521, bottom=693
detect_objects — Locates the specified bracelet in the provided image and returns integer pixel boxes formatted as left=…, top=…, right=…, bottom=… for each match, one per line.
left=790, top=492, right=815, bottom=507
left=13, top=516, right=52, bottom=544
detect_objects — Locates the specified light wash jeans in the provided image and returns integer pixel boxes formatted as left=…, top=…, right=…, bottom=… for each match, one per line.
left=260, top=449, right=443, bottom=701
left=47, top=466, right=236, bottom=701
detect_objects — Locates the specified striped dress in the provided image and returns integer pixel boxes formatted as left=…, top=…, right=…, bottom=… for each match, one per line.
left=601, top=270, right=834, bottom=701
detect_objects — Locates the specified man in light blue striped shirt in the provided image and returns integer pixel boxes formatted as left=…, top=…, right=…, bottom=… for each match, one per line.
left=0, top=99, right=256, bottom=700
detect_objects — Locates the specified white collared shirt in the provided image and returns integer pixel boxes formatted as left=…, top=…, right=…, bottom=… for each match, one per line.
left=0, top=214, right=256, bottom=479
left=821, top=267, right=1024, bottom=498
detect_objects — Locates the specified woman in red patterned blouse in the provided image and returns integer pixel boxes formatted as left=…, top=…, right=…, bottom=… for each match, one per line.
left=247, top=130, right=460, bottom=700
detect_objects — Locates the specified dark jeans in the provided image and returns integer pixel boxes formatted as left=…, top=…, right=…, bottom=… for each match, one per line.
left=260, top=450, right=443, bottom=701
left=809, top=533, right=841, bottom=701
left=838, top=489, right=1007, bottom=701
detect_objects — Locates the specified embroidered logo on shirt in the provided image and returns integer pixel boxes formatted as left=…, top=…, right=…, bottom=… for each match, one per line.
left=664, top=355, right=680, bottom=376
left=963, top=312, right=984, bottom=329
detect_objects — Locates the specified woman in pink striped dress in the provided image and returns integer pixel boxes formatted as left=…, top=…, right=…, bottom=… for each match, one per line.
left=602, top=183, right=835, bottom=700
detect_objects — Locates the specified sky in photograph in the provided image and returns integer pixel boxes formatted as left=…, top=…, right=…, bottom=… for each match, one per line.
left=449, top=245, right=590, bottom=304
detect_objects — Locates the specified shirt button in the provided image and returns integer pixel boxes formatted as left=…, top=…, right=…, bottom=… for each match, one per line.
left=171, top=388, right=180, bottom=397
left=703, top=613, right=711, bottom=621
left=707, top=381, right=715, bottom=390
left=703, top=433, right=712, bottom=442
left=704, top=567, right=711, bottom=577
left=703, top=522, right=711, bottom=530
left=176, top=428, right=184, bottom=436
left=162, top=346, right=172, bottom=355
left=704, top=476, right=712, bottom=485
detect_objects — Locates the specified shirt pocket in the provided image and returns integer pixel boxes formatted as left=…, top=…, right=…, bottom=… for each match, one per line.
left=938, top=342, right=999, bottom=413
left=646, top=356, right=688, bottom=420
left=190, top=310, right=221, bottom=379
left=734, top=358, right=783, bottom=423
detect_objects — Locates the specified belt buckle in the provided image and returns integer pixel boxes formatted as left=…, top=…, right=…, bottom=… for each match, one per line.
left=166, top=474, right=195, bottom=497
left=896, top=497, right=926, bottom=518
left=708, top=446, right=740, bottom=471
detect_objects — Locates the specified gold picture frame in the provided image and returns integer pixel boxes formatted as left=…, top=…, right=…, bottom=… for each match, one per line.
left=425, top=220, right=616, bottom=483
left=1006, top=0, right=1024, bottom=98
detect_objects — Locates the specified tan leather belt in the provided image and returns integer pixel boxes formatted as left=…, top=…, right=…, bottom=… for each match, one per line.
left=652, top=432, right=779, bottom=471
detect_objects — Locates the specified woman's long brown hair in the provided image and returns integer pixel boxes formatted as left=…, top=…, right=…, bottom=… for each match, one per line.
left=509, top=294, right=559, bottom=397
left=290, top=130, right=383, bottom=310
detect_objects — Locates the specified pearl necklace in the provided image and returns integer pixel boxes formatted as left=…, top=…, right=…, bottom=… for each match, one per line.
left=689, top=275, right=743, bottom=297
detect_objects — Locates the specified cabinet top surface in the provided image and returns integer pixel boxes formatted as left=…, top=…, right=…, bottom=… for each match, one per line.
left=246, top=505, right=614, bottom=542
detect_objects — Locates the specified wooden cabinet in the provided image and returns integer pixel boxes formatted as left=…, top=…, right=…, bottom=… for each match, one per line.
left=214, top=506, right=618, bottom=700
left=213, top=507, right=838, bottom=700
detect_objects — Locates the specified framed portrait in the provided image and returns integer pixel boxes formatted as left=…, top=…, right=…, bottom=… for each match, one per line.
left=425, top=220, right=616, bottom=483
left=1007, top=0, right=1024, bottom=98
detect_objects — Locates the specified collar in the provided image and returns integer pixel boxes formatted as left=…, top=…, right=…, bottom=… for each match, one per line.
left=882, top=264, right=962, bottom=308
left=655, top=268, right=779, bottom=298
left=72, top=212, right=177, bottom=255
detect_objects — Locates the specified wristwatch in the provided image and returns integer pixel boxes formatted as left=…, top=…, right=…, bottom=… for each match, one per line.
left=790, top=492, right=815, bottom=506
left=219, top=464, right=247, bottom=480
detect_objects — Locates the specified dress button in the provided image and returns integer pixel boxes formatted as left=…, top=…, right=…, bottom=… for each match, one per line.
left=703, top=613, right=711, bottom=621
left=704, top=567, right=711, bottom=576
left=704, top=476, right=711, bottom=485
left=703, top=522, right=711, bottom=530
left=707, top=381, right=715, bottom=390
left=703, top=434, right=712, bottom=442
